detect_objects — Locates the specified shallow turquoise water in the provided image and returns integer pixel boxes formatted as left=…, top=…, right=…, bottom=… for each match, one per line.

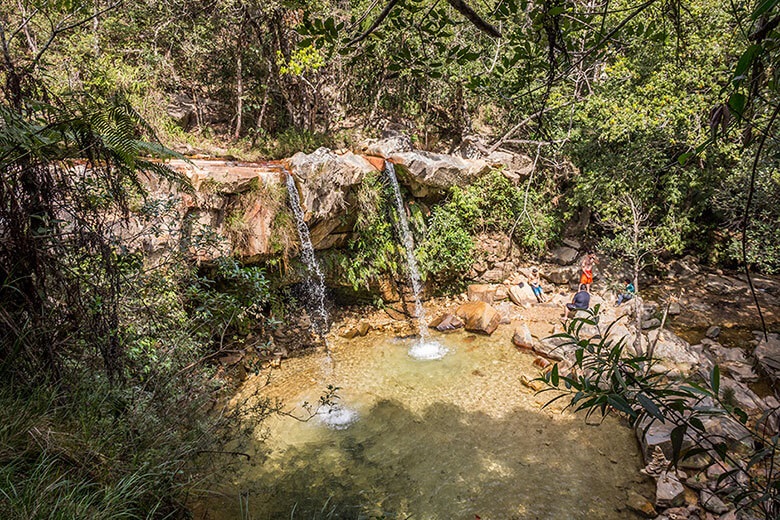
left=195, top=327, right=652, bottom=520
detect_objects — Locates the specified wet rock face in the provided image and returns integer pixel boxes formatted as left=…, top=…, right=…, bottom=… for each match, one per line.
left=288, top=148, right=376, bottom=221
left=136, top=159, right=287, bottom=262
left=428, top=313, right=464, bottom=332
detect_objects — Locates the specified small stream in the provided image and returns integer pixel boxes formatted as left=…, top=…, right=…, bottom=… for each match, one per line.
left=195, top=327, right=651, bottom=519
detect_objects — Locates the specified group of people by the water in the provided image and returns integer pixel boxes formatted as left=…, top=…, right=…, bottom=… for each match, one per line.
left=518, top=251, right=636, bottom=317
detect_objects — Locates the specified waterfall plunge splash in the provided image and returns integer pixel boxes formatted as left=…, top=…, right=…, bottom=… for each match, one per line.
left=385, top=163, right=447, bottom=361
left=285, top=173, right=330, bottom=339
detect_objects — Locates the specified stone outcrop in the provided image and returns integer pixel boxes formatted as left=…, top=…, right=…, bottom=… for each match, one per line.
left=455, top=301, right=501, bottom=335
left=288, top=148, right=375, bottom=221
left=388, top=152, right=492, bottom=198
left=140, top=159, right=288, bottom=262
left=547, top=246, right=579, bottom=265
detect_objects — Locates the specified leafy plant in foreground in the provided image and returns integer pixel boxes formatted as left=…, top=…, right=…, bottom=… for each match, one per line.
left=539, top=308, right=779, bottom=519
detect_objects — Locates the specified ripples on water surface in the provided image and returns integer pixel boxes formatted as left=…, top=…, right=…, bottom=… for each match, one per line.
left=196, top=328, right=651, bottom=519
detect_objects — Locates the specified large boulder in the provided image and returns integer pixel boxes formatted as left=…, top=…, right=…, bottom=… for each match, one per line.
left=455, top=301, right=501, bottom=335
left=547, top=246, right=579, bottom=265
left=534, top=336, right=576, bottom=362
left=754, top=333, right=780, bottom=388
left=289, top=148, right=377, bottom=221
left=507, top=284, right=535, bottom=306
left=646, top=329, right=700, bottom=365
left=542, top=265, right=580, bottom=285
left=468, top=284, right=497, bottom=303
left=667, top=256, right=700, bottom=278
left=359, top=134, right=414, bottom=157
left=388, top=151, right=492, bottom=197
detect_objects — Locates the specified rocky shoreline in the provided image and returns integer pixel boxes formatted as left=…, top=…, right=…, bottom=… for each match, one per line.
left=257, top=252, right=780, bottom=520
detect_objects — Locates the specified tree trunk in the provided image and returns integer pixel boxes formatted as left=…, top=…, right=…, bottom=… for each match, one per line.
left=234, top=43, right=243, bottom=140
left=251, top=86, right=269, bottom=147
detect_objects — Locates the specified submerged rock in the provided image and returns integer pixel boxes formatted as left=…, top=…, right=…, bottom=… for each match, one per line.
left=428, top=313, right=465, bottom=332
left=512, top=323, right=534, bottom=349
left=455, top=301, right=501, bottom=335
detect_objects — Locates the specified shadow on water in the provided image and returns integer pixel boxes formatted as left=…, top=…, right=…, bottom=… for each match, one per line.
left=200, top=397, right=651, bottom=520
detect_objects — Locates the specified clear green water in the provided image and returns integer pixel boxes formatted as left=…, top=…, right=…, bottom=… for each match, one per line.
left=196, top=327, right=652, bottom=520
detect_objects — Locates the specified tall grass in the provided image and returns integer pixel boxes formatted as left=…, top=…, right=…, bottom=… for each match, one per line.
left=0, top=382, right=201, bottom=519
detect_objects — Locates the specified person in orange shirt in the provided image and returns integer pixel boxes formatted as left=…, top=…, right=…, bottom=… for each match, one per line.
left=580, top=251, right=598, bottom=292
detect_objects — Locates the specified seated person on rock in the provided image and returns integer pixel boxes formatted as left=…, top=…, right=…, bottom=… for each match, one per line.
left=563, top=284, right=591, bottom=317
left=528, top=267, right=547, bottom=303
left=615, top=278, right=635, bottom=306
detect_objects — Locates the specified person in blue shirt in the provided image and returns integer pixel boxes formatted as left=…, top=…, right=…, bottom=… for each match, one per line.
left=616, top=279, right=635, bottom=306
left=563, top=284, right=590, bottom=317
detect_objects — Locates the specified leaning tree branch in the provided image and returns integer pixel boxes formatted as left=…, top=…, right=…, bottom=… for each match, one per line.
left=349, top=0, right=403, bottom=45
left=446, top=0, right=502, bottom=38
left=350, top=0, right=501, bottom=45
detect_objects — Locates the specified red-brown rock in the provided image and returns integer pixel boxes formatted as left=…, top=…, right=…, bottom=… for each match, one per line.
left=455, top=301, right=501, bottom=335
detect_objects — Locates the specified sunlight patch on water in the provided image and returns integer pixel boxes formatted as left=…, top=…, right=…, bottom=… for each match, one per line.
left=407, top=339, right=449, bottom=360
left=317, top=404, right=358, bottom=430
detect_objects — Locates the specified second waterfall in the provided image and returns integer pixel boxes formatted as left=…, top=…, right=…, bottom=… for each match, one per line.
left=385, top=163, right=447, bottom=360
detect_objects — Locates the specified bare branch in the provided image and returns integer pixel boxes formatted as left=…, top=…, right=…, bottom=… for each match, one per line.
left=30, top=1, right=123, bottom=70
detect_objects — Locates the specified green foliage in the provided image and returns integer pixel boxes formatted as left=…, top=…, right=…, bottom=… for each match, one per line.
left=417, top=204, right=475, bottom=282
left=339, top=171, right=400, bottom=291
left=278, top=45, right=326, bottom=76
left=257, top=128, right=333, bottom=160
left=0, top=380, right=207, bottom=519
left=417, top=169, right=557, bottom=281
left=189, top=257, right=272, bottom=337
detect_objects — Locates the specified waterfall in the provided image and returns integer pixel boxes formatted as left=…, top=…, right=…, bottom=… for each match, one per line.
left=285, top=173, right=329, bottom=338
left=385, top=163, right=447, bottom=360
